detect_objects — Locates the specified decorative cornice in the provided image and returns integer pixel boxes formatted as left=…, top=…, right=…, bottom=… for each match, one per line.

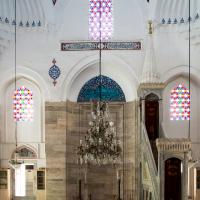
left=138, top=82, right=166, bottom=90
left=156, top=138, right=191, bottom=152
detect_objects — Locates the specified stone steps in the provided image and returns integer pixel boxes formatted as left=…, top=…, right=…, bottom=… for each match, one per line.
left=13, top=196, right=36, bottom=200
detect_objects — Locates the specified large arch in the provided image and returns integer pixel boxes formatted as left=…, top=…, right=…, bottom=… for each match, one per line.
left=0, top=72, right=46, bottom=168
left=162, top=75, right=199, bottom=140
left=0, top=66, right=50, bottom=101
left=62, top=54, right=138, bottom=102
left=162, top=65, right=200, bottom=86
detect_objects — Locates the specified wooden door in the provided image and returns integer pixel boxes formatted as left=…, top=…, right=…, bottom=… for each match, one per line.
left=165, top=158, right=181, bottom=200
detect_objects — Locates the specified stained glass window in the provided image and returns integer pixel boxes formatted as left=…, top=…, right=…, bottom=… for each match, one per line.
left=170, top=84, right=190, bottom=120
left=13, top=86, right=33, bottom=122
left=77, top=75, right=125, bottom=102
left=89, top=0, right=113, bottom=40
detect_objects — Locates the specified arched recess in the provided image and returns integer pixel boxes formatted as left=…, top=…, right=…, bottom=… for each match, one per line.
left=11, top=145, right=37, bottom=160
left=162, top=75, right=199, bottom=140
left=162, top=65, right=200, bottom=86
left=62, top=54, right=138, bottom=102
left=0, top=75, right=46, bottom=168
left=0, top=66, right=50, bottom=101
left=77, top=75, right=126, bottom=102
left=3, top=77, right=42, bottom=143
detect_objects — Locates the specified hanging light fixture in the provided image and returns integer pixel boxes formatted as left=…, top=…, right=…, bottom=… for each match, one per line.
left=77, top=0, right=121, bottom=165
left=9, top=0, right=23, bottom=169
left=77, top=100, right=122, bottom=165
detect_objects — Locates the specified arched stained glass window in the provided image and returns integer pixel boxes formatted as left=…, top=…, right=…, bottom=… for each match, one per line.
left=77, top=75, right=125, bottom=102
left=13, top=86, right=33, bottom=122
left=170, top=84, right=190, bottom=120
left=89, top=0, right=113, bottom=40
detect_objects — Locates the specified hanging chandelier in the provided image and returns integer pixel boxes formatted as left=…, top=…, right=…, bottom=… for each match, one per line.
left=77, top=101, right=121, bottom=165
left=77, top=0, right=121, bottom=165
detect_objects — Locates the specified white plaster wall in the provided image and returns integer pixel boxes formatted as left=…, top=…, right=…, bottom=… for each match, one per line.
left=4, top=78, right=42, bottom=143
left=0, top=77, right=46, bottom=168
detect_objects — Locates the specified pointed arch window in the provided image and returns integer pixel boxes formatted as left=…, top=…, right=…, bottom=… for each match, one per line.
left=13, top=86, right=33, bottom=122
left=170, top=84, right=190, bottom=120
left=89, top=0, right=113, bottom=40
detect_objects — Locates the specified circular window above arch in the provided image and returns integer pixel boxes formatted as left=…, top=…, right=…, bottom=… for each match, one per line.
left=77, top=75, right=126, bottom=102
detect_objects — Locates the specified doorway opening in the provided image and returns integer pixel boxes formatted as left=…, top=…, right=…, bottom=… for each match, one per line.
left=145, top=93, right=159, bottom=166
left=165, top=157, right=182, bottom=200
left=11, top=146, right=37, bottom=198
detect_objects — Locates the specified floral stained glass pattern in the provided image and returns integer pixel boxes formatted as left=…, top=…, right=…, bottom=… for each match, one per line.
left=170, top=84, right=190, bottom=120
left=89, top=0, right=113, bottom=40
left=13, top=86, right=33, bottom=122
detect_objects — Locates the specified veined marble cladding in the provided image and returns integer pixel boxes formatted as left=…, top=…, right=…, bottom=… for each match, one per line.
left=45, top=101, right=139, bottom=200
left=45, top=102, right=67, bottom=200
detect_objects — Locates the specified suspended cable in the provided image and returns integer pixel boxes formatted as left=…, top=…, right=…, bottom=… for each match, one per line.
left=188, top=0, right=191, bottom=139
left=99, top=0, right=102, bottom=102
left=14, top=0, right=18, bottom=158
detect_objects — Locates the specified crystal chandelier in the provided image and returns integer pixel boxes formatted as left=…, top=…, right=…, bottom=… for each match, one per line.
left=77, top=101, right=121, bottom=165
left=77, top=0, right=121, bottom=165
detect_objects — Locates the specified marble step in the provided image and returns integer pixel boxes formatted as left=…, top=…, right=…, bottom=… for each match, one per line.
left=13, top=196, right=36, bottom=200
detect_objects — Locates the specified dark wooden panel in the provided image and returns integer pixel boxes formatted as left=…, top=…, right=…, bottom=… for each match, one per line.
left=165, top=158, right=181, bottom=200
left=145, top=100, right=159, bottom=140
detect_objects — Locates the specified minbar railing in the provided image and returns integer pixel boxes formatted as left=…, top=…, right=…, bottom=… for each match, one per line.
left=141, top=122, right=159, bottom=200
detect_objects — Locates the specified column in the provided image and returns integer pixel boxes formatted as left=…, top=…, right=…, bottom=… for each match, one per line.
left=183, top=152, right=189, bottom=200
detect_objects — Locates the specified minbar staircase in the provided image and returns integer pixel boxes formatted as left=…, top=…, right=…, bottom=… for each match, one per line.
left=141, top=122, right=159, bottom=200
left=150, top=140, right=158, bottom=167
